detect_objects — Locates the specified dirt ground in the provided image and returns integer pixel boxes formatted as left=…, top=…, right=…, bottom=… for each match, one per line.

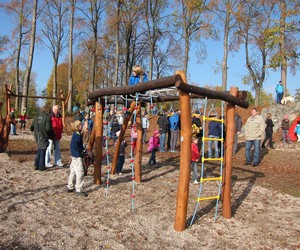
left=1, top=107, right=300, bottom=249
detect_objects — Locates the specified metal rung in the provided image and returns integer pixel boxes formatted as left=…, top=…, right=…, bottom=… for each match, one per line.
left=202, top=157, right=223, bottom=162
left=202, top=137, right=223, bottom=142
left=200, top=177, right=222, bottom=182
left=197, top=195, right=220, bottom=202
left=203, top=117, right=224, bottom=123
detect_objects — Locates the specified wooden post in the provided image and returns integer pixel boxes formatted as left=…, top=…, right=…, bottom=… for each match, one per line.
left=94, top=99, right=103, bottom=185
left=134, top=104, right=142, bottom=183
left=222, top=86, right=238, bottom=219
left=174, top=70, right=192, bottom=231
left=5, top=84, right=12, bottom=115
left=111, top=101, right=136, bottom=175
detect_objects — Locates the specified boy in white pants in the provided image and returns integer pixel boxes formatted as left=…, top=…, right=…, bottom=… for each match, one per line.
left=67, top=120, right=88, bottom=197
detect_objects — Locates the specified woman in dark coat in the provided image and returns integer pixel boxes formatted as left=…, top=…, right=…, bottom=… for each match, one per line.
left=30, top=106, right=54, bottom=171
left=261, top=113, right=274, bottom=149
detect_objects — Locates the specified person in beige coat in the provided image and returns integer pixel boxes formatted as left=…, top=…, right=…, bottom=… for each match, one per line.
left=244, top=108, right=265, bottom=167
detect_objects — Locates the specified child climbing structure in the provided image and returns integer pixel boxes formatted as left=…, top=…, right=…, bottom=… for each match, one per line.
left=86, top=70, right=249, bottom=232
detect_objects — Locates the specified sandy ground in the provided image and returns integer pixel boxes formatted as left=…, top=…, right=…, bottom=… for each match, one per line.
left=0, top=133, right=300, bottom=249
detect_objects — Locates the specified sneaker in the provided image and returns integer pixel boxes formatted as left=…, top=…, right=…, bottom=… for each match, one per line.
left=252, top=163, right=259, bottom=167
left=75, top=192, right=88, bottom=197
left=193, top=180, right=199, bottom=184
left=67, top=188, right=74, bottom=193
left=118, top=172, right=123, bottom=175
left=244, top=162, right=252, bottom=165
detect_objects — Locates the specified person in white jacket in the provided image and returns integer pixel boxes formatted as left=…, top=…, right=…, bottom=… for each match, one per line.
left=244, top=108, right=265, bottom=167
left=141, top=112, right=150, bottom=144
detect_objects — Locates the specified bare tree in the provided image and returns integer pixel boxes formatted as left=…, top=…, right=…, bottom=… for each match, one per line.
left=76, top=0, right=108, bottom=91
left=21, top=0, right=38, bottom=112
left=0, top=0, right=32, bottom=110
left=41, top=0, right=68, bottom=105
left=236, top=0, right=276, bottom=106
left=172, top=0, right=210, bottom=75
left=268, top=0, right=300, bottom=96
left=209, top=0, right=240, bottom=90
left=144, top=0, right=168, bottom=80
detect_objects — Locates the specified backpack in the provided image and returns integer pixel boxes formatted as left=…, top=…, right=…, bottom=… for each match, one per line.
left=169, top=114, right=179, bottom=130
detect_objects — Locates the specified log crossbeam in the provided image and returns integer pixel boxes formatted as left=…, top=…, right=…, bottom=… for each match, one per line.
left=87, top=74, right=249, bottom=109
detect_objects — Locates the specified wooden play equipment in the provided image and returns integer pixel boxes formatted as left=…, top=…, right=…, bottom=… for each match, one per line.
left=0, top=84, right=70, bottom=153
left=86, top=70, right=248, bottom=232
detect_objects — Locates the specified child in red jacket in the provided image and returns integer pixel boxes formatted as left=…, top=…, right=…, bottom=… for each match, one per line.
left=191, top=137, right=200, bottom=184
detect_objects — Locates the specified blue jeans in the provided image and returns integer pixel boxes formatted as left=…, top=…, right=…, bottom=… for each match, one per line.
left=34, top=149, right=46, bottom=171
left=149, top=148, right=158, bottom=164
left=282, top=130, right=290, bottom=143
left=159, top=133, right=166, bottom=152
left=233, top=133, right=238, bottom=154
left=245, top=140, right=261, bottom=165
left=208, top=135, right=219, bottom=158
left=191, top=161, right=198, bottom=181
left=116, top=155, right=125, bottom=173
left=170, top=129, right=179, bottom=151
left=10, top=124, right=17, bottom=135
left=276, top=92, right=283, bottom=104
left=46, top=139, right=62, bottom=166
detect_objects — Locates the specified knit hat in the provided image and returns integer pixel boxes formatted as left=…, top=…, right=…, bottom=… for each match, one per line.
left=154, top=130, right=159, bottom=136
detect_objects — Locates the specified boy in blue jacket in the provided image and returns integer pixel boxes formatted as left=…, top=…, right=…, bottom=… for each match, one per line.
left=67, top=120, right=88, bottom=197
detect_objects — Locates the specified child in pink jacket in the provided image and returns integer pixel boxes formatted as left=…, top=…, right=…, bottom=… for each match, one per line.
left=148, top=130, right=160, bottom=165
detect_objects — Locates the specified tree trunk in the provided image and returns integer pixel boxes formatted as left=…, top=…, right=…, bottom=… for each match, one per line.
left=68, top=0, right=75, bottom=113
left=113, top=0, right=121, bottom=87
left=15, top=4, right=24, bottom=110
left=279, top=1, right=287, bottom=96
left=222, top=10, right=230, bottom=91
left=52, top=61, right=58, bottom=106
left=21, top=0, right=37, bottom=112
left=183, top=32, right=189, bottom=75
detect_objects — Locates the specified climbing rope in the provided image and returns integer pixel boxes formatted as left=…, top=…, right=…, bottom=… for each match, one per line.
left=190, top=98, right=225, bottom=225
left=103, top=96, right=111, bottom=196
left=191, top=99, right=203, bottom=116
left=207, top=101, right=218, bottom=117
left=129, top=93, right=140, bottom=211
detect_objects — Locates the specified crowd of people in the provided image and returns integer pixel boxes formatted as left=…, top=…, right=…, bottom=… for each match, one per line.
left=8, top=71, right=299, bottom=192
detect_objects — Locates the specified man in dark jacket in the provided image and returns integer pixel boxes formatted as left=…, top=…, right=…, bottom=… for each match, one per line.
left=157, top=110, right=169, bottom=152
left=207, top=112, right=221, bottom=158
left=30, top=106, right=54, bottom=171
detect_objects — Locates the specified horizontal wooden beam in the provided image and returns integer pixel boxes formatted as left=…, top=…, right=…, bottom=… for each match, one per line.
left=7, top=89, right=65, bottom=101
left=88, top=75, right=182, bottom=100
left=175, top=82, right=249, bottom=109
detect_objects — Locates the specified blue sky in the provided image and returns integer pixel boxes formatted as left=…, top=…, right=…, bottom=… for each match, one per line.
left=0, top=11, right=298, bottom=99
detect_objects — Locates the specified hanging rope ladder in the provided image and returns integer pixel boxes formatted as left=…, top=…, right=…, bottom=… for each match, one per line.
left=190, top=98, right=225, bottom=225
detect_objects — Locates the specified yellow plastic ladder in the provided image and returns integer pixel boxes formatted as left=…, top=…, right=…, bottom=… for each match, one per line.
left=190, top=98, right=225, bottom=225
